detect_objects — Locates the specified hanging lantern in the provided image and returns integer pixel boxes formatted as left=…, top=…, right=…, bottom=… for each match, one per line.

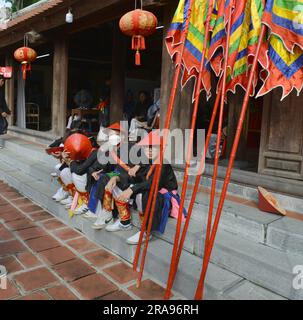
left=119, top=7, right=158, bottom=66
left=14, top=46, right=37, bottom=80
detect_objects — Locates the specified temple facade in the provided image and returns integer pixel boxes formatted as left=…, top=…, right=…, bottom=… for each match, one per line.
left=0, top=0, right=302, bottom=196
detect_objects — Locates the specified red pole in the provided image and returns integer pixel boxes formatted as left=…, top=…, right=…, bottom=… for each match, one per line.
left=164, top=0, right=215, bottom=300
left=164, top=82, right=223, bottom=299
left=133, top=0, right=195, bottom=276
left=133, top=167, right=158, bottom=271
left=203, top=1, right=234, bottom=263
left=194, top=24, right=266, bottom=300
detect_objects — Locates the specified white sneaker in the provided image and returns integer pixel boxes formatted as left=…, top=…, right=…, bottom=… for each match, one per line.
left=126, top=231, right=152, bottom=245
left=105, top=219, right=132, bottom=232
left=51, top=172, right=58, bottom=178
left=92, top=211, right=113, bottom=230
left=83, top=210, right=98, bottom=221
left=52, top=188, right=68, bottom=202
left=74, top=204, right=88, bottom=216
left=60, top=196, right=73, bottom=206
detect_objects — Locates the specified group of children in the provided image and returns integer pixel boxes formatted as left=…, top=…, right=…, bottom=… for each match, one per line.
left=48, top=123, right=184, bottom=245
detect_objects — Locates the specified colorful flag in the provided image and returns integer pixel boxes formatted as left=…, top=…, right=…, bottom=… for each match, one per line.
left=262, top=0, right=303, bottom=53
left=225, top=0, right=264, bottom=95
left=207, top=0, right=263, bottom=96
left=207, top=0, right=226, bottom=76
left=166, top=0, right=212, bottom=100
left=256, top=33, right=303, bottom=100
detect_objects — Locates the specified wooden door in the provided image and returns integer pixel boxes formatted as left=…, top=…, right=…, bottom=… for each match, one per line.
left=258, top=91, right=303, bottom=180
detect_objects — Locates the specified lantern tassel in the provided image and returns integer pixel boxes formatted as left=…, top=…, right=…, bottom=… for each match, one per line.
left=22, top=64, right=27, bottom=80
left=132, top=35, right=146, bottom=51
left=135, top=50, right=141, bottom=66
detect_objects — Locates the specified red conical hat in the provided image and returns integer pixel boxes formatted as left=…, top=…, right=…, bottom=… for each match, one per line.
left=64, top=133, right=93, bottom=161
left=258, top=187, right=286, bottom=216
left=137, top=130, right=161, bottom=146
left=108, top=122, right=122, bottom=132
left=103, top=122, right=127, bottom=135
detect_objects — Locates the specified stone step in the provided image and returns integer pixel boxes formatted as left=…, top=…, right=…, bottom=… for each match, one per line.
left=0, top=161, right=248, bottom=300
left=0, top=158, right=295, bottom=300
left=0, top=136, right=57, bottom=165
left=1, top=138, right=303, bottom=255
left=2, top=134, right=302, bottom=213
left=0, top=148, right=57, bottom=186
left=175, top=170, right=303, bottom=214
left=0, top=137, right=285, bottom=245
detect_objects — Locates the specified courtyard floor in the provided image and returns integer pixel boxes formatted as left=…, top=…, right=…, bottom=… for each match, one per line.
left=0, top=181, right=168, bottom=300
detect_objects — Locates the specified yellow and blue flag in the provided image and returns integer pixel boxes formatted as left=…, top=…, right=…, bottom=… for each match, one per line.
left=256, top=33, right=303, bottom=100
left=225, top=0, right=264, bottom=95
left=255, top=0, right=303, bottom=100
left=262, top=0, right=303, bottom=53
left=166, top=0, right=212, bottom=99
left=207, top=0, right=263, bottom=96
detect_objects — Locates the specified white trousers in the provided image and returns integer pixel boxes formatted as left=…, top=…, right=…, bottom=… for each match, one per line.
left=60, top=168, right=73, bottom=186
left=72, top=173, right=87, bottom=193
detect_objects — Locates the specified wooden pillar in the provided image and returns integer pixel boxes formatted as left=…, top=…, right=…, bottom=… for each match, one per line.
left=52, top=38, right=68, bottom=137
left=160, top=2, right=193, bottom=131
left=110, top=22, right=125, bottom=123
left=5, top=55, right=15, bottom=126
left=226, top=89, right=248, bottom=160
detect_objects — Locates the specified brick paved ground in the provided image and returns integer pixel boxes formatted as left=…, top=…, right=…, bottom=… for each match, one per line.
left=0, top=181, right=168, bottom=300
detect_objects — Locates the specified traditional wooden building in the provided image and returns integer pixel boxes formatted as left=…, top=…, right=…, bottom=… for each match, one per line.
left=0, top=0, right=302, bottom=197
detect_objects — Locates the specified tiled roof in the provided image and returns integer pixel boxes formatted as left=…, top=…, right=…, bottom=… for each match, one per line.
left=0, top=0, right=64, bottom=31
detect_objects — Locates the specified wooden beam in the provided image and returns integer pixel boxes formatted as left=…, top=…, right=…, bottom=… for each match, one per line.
left=52, top=38, right=68, bottom=137
left=5, top=55, right=15, bottom=126
left=0, top=0, right=134, bottom=49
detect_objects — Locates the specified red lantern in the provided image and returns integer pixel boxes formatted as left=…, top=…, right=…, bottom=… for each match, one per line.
left=14, top=47, right=37, bottom=80
left=64, top=134, right=93, bottom=161
left=119, top=9, right=158, bottom=66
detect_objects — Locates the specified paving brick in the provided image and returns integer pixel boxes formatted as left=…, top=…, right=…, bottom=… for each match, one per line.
left=71, top=273, right=118, bottom=300
left=17, top=227, right=47, bottom=241
left=26, top=235, right=61, bottom=253
left=16, top=251, right=41, bottom=268
left=47, top=285, right=78, bottom=300
left=0, top=280, right=20, bottom=300
left=67, top=237, right=98, bottom=253
left=0, top=225, right=14, bottom=241
left=128, top=279, right=166, bottom=300
left=84, top=250, right=118, bottom=268
left=29, top=211, right=53, bottom=221
left=19, top=292, right=50, bottom=300
left=0, top=240, right=26, bottom=256
left=20, top=204, right=43, bottom=214
left=0, top=204, right=16, bottom=214
left=1, top=191, right=22, bottom=200
left=53, top=228, right=82, bottom=241
left=6, top=218, right=35, bottom=231
left=53, top=258, right=96, bottom=282
left=101, top=290, right=133, bottom=300
left=39, top=246, right=76, bottom=266
left=13, top=198, right=34, bottom=208
left=41, top=219, right=66, bottom=230
left=0, top=198, right=8, bottom=206
left=0, top=210, right=24, bottom=222
left=14, top=267, right=59, bottom=292
left=104, top=263, right=137, bottom=284
left=0, top=256, right=23, bottom=273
